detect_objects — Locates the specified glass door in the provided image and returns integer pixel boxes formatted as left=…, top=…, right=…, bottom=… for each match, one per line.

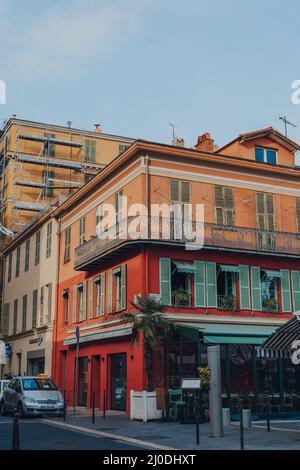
left=111, top=353, right=127, bottom=411
left=78, top=357, right=88, bottom=406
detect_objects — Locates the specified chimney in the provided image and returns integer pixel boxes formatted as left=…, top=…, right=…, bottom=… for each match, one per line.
left=195, top=132, right=215, bottom=152
left=172, top=137, right=185, bottom=147
left=94, top=123, right=102, bottom=133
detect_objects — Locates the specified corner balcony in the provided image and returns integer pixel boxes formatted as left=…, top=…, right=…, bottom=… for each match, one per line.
left=74, top=217, right=300, bottom=270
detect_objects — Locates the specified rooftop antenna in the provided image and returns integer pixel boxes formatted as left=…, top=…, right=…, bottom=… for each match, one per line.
left=169, top=122, right=178, bottom=142
left=279, top=115, right=297, bottom=137
left=67, top=121, right=72, bottom=128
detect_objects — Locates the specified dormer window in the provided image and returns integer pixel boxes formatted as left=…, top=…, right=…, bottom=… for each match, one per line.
left=255, top=146, right=277, bottom=164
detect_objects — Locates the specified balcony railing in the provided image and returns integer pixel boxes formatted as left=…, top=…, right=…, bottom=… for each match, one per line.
left=171, top=291, right=192, bottom=308
left=217, top=294, right=238, bottom=311
left=75, top=217, right=300, bottom=270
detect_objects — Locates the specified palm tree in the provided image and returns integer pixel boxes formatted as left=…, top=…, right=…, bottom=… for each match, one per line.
left=121, top=295, right=175, bottom=390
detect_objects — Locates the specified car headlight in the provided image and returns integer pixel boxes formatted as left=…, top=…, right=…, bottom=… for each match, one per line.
left=58, top=394, right=64, bottom=404
left=24, top=396, right=37, bottom=404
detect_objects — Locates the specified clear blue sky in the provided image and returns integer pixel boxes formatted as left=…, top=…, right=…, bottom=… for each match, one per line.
left=1, top=0, right=300, bottom=148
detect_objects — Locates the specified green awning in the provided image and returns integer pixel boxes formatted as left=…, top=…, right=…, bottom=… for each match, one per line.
left=219, top=265, right=240, bottom=273
left=176, top=322, right=276, bottom=345
left=172, top=260, right=196, bottom=274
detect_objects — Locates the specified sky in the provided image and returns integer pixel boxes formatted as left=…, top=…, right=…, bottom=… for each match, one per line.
left=1, top=0, right=300, bottom=148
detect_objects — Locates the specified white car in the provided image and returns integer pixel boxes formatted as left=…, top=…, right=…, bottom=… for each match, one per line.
left=0, top=380, right=9, bottom=402
left=0, top=376, right=64, bottom=417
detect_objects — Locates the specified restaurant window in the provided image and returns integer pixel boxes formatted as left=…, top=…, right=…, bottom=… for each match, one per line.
left=64, top=227, right=71, bottom=262
left=215, top=186, right=235, bottom=226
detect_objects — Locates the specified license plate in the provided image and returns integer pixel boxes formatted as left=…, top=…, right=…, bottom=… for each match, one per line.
left=40, top=405, right=55, bottom=409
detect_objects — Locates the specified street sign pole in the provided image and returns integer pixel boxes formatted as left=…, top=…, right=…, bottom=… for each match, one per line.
left=73, top=326, right=80, bottom=418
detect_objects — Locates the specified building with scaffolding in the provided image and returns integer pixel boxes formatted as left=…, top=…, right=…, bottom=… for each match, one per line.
left=0, top=117, right=134, bottom=235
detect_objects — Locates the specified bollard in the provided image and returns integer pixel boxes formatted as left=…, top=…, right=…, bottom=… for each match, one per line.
left=92, top=391, right=95, bottom=424
left=239, top=408, right=244, bottom=450
left=222, top=408, right=230, bottom=426
left=12, top=412, right=20, bottom=451
left=242, top=409, right=251, bottom=429
left=266, top=399, right=271, bottom=432
left=103, top=389, right=106, bottom=420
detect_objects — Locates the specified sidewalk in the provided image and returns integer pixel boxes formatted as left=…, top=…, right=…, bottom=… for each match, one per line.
left=44, top=412, right=300, bottom=450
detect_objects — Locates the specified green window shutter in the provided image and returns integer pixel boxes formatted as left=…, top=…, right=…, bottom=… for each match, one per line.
left=89, top=279, right=94, bottom=319
left=40, top=286, right=44, bottom=325
left=206, top=262, right=217, bottom=308
left=159, top=258, right=171, bottom=305
left=100, top=273, right=106, bottom=315
left=73, top=285, right=77, bottom=322
left=194, top=260, right=206, bottom=307
left=121, top=265, right=127, bottom=310
left=281, top=269, right=292, bottom=312
left=2, top=303, right=9, bottom=336
left=239, top=265, right=251, bottom=310
left=291, top=270, right=300, bottom=312
left=251, top=266, right=262, bottom=310
left=108, top=271, right=113, bottom=313
left=47, top=283, right=52, bottom=322
left=80, top=281, right=87, bottom=321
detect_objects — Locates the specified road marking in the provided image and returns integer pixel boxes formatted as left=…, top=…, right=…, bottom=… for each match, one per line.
left=41, top=419, right=176, bottom=450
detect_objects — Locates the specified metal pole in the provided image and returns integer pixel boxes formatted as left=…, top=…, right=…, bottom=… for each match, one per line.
left=12, top=412, right=20, bottom=450
left=267, top=395, right=271, bottom=432
left=195, top=392, right=200, bottom=446
left=73, top=332, right=80, bottom=418
left=208, top=345, right=224, bottom=438
left=92, top=391, right=95, bottom=424
left=103, top=389, right=106, bottom=420
left=240, top=405, right=244, bottom=450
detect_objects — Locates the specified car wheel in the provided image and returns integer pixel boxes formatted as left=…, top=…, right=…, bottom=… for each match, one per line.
left=17, top=402, right=24, bottom=419
left=0, top=400, right=7, bottom=416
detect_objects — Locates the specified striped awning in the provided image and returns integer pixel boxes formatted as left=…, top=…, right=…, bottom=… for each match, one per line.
left=256, top=315, right=300, bottom=358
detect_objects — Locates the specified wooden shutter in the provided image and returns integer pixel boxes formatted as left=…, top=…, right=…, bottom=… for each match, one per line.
left=80, top=281, right=87, bottom=321
left=256, top=193, right=266, bottom=230
left=47, top=283, right=52, bottom=322
left=215, top=186, right=224, bottom=207
left=100, top=273, right=106, bottom=315
left=251, top=266, right=262, bottom=310
left=266, top=194, right=275, bottom=231
left=2, top=303, right=9, bottom=336
left=159, top=258, right=171, bottom=305
left=281, top=269, right=292, bottom=313
left=291, top=271, right=300, bottom=312
left=89, top=279, right=94, bottom=319
left=170, top=179, right=180, bottom=202
left=107, top=271, right=113, bottom=313
left=73, top=285, right=77, bottom=322
left=206, top=262, right=217, bottom=308
left=120, top=265, right=127, bottom=310
left=40, top=286, right=44, bottom=325
left=181, top=181, right=190, bottom=203
left=239, top=265, right=251, bottom=310
left=194, top=260, right=206, bottom=307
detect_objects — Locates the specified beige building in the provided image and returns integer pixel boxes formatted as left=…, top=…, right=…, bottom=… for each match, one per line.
left=1, top=206, right=58, bottom=377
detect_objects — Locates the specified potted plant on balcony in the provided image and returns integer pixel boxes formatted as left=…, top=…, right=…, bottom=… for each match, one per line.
left=121, top=295, right=175, bottom=421
left=262, top=297, right=277, bottom=312
left=174, top=287, right=189, bottom=306
left=221, top=294, right=236, bottom=311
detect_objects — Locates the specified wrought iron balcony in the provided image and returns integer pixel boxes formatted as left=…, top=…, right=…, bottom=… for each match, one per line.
left=74, top=217, right=300, bottom=270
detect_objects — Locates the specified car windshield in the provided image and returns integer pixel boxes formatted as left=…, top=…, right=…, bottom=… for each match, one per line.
left=22, top=378, right=58, bottom=391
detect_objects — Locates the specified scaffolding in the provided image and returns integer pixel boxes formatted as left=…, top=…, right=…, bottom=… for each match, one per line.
left=0, top=118, right=105, bottom=233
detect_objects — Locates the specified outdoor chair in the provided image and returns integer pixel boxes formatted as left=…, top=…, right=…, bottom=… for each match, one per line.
left=168, top=389, right=185, bottom=421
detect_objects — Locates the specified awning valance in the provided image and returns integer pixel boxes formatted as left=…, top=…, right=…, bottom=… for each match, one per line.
left=219, top=265, right=239, bottom=273
left=264, top=270, right=282, bottom=279
left=172, top=261, right=196, bottom=274
left=258, top=315, right=300, bottom=356
left=177, top=322, right=276, bottom=345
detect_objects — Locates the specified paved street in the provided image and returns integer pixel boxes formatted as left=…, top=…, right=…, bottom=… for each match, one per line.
left=0, top=416, right=147, bottom=450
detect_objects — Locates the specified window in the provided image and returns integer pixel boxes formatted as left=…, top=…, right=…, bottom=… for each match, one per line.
left=46, top=222, right=52, bottom=257
left=108, top=265, right=126, bottom=313
left=119, top=144, right=129, bottom=154
left=43, top=133, right=55, bottom=157
left=79, top=216, right=86, bottom=245
left=1, top=303, right=9, bottom=336
left=22, top=295, right=27, bottom=331
left=13, top=299, right=18, bottom=335
left=64, top=227, right=71, bottom=262
left=84, top=139, right=96, bottom=162
left=40, top=286, right=44, bottom=325
left=216, top=265, right=238, bottom=310
left=261, top=270, right=279, bottom=312
left=32, top=289, right=38, bottom=328
left=15, top=246, right=21, bottom=278
left=170, top=179, right=191, bottom=235
left=63, top=289, right=69, bottom=323
left=215, top=186, right=235, bottom=226
left=255, top=146, right=277, bottom=164
left=78, top=283, right=87, bottom=321
left=35, top=231, right=41, bottom=266
left=43, top=170, right=55, bottom=197
left=256, top=193, right=275, bottom=250
left=115, top=190, right=124, bottom=226
left=45, top=283, right=52, bottom=323
left=95, top=274, right=106, bottom=317
left=8, top=252, right=12, bottom=282
left=170, top=261, right=195, bottom=307
left=25, top=239, right=30, bottom=272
